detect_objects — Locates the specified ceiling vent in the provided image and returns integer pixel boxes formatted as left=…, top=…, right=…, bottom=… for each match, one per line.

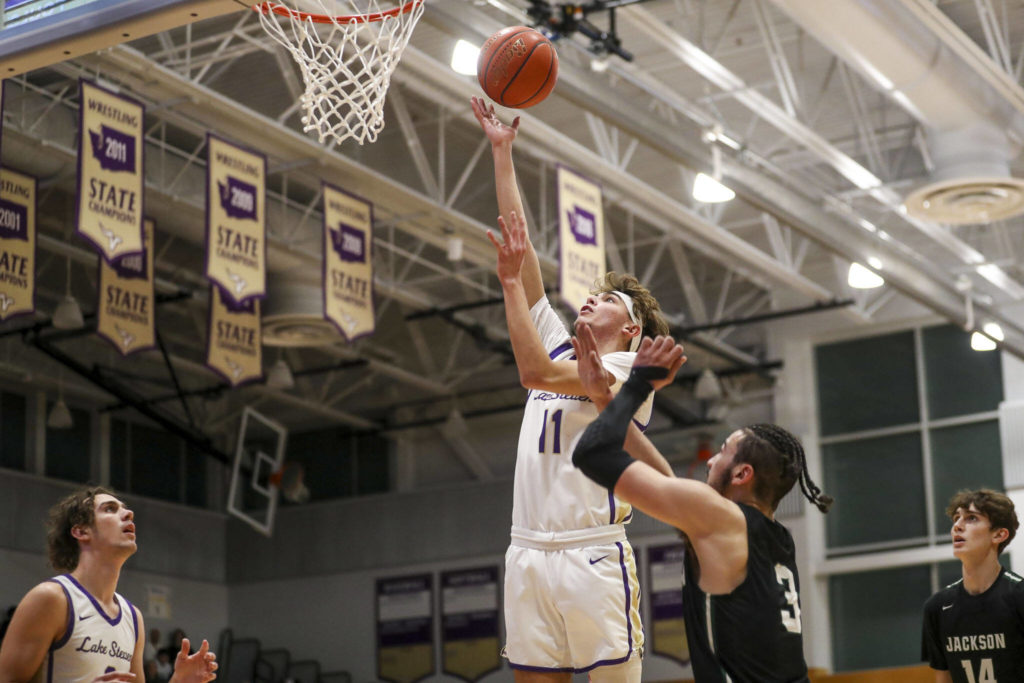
left=262, top=275, right=339, bottom=347
left=904, top=124, right=1024, bottom=225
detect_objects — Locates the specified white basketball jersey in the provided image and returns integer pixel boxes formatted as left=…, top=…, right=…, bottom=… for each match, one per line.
left=511, top=298, right=653, bottom=532
left=33, top=574, right=138, bottom=683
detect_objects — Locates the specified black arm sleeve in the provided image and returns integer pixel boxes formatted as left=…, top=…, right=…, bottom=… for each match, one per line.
left=573, top=367, right=666, bottom=490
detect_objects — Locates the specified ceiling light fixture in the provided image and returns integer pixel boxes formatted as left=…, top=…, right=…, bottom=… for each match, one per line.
left=52, top=256, right=84, bottom=330
left=450, top=39, right=480, bottom=76
left=970, top=322, right=1004, bottom=352
left=266, top=358, right=295, bottom=390
left=692, top=145, right=735, bottom=203
left=694, top=368, right=723, bottom=401
left=847, top=262, right=884, bottom=289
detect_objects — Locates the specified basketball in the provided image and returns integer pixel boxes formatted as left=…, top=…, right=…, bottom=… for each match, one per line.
left=477, top=26, right=559, bottom=109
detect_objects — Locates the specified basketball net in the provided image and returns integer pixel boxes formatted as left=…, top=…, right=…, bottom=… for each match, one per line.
left=254, top=0, right=426, bottom=145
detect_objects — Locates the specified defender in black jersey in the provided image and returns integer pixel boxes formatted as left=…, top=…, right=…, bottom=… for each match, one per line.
left=569, top=327, right=833, bottom=683
left=921, top=489, right=1023, bottom=683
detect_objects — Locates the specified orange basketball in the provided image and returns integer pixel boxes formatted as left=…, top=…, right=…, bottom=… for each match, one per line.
left=477, top=26, right=558, bottom=109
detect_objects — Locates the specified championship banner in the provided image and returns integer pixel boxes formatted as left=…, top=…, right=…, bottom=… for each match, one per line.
left=440, top=567, right=500, bottom=682
left=0, top=168, right=36, bottom=321
left=206, top=134, right=266, bottom=304
left=206, top=284, right=261, bottom=386
left=557, top=164, right=605, bottom=311
left=647, top=543, right=689, bottom=665
left=322, top=182, right=375, bottom=341
left=76, top=80, right=144, bottom=262
left=377, top=574, right=434, bottom=683
left=97, top=219, right=154, bottom=355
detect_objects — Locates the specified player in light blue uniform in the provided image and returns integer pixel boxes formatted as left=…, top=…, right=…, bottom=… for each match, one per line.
left=0, top=487, right=217, bottom=683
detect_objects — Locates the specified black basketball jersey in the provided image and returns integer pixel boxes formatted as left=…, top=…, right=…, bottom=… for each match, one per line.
left=681, top=503, right=809, bottom=683
left=921, top=568, right=1024, bottom=683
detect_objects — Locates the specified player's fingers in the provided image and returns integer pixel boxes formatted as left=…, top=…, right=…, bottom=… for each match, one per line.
left=196, top=639, right=210, bottom=656
left=486, top=230, right=502, bottom=251
left=637, top=336, right=654, bottom=354
left=180, top=638, right=191, bottom=656
left=511, top=116, right=521, bottom=131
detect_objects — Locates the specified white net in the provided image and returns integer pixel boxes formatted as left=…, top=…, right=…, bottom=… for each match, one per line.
left=256, top=0, right=426, bottom=146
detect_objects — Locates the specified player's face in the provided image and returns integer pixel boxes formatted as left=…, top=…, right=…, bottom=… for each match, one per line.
left=85, top=493, right=137, bottom=556
left=706, top=430, right=744, bottom=495
left=950, top=504, right=998, bottom=558
left=576, top=292, right=636, bottom=346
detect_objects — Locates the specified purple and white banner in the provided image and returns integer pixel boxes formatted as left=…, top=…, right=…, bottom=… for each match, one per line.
left=647, top=543, right=689, bottom=665
left=441, top=567, right=500, bottom=682
left=205, top=134, right=266, bottom=305
left=377, top=574, right=434, bottom=683
left=76, top=80, right=144, bottom=262
left=0, top=168, right=36, bottom=321
left=97, top=219, right=154, bottom=355
left=322, top=182, right=374, bottom=341
left=206, top=283, right=261, bottom=386
left=557, top=164, right=606, bottom=311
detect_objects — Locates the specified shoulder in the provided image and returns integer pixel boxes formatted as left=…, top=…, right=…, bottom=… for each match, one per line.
left=923, top=583, right=959, bottom=612
left=999, top=569, right=1024, bottom=601
left=23, top=580, right=69, bottom=609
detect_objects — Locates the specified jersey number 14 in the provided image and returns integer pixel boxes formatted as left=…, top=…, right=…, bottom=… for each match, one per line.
left=960, top=658, right=996, bottom=683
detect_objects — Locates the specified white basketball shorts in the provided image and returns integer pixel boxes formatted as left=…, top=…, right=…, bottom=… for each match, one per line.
left=503, top=534, right=644, bottom=673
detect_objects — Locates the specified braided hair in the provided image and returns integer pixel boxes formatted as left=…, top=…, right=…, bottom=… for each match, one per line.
left=738, top=424, right=833, bottom=514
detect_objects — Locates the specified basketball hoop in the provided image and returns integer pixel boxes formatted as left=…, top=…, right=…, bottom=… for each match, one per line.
left=253, top=0, right=426, bottom=145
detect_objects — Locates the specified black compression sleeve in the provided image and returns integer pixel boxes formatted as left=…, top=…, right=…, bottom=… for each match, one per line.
left=573, top=367, right=667, bottom=490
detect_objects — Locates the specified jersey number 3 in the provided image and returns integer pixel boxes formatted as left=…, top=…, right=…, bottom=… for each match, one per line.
left=774, top=564, right=802, bottom=634
left=538, top=409, right=563, bottom=454
left=960, top=658, right=996, bottom=683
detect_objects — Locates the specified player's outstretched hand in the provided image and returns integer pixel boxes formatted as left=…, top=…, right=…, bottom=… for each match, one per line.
left=634, top=335, right=687, bottom=391
left=572, top=322, right=616, bottom=407
left=471, top=96, right=519, bottom=146
left=90, top=673, right=136, bottom=682
left=487, top=211, right=528, bottom=283
left=169, top=638, right=218, bottom=683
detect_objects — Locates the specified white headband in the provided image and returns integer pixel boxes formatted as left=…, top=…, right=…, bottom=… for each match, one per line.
left=609, top=290, right=642, bottom=352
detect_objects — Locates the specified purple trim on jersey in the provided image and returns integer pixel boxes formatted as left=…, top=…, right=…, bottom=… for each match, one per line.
left=617, top=541, right=635, bottom=654
left=48, top=579, right=74, bottom=651
left=508, top=663, right=575, bottom=673
left=126, top=597, right=138, bottom=642
left=608, top=491, right=616, bottom=525
left=549, top=341, right=572, bottom=360
left=63, top=574, right=122, bottom=626
left=632, top=417, right=648, bottom=433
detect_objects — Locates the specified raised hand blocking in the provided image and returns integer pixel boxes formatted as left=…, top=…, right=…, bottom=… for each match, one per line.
left=633, top=335, right=687, bottom=391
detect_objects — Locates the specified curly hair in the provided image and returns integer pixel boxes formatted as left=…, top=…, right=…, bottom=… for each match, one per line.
left=736, top=424, right=833, bottom=514
left=47, top=486, right=114, bottom=572
left=946, top=489, right=1019, bottom=554
left=592, top=272, right=670, bottom=345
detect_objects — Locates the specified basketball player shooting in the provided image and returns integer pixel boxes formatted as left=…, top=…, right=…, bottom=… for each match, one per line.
left=473, top=96, right=676, bottom=682
left=0, top=487, right=217, bottom=683
left=571, top=324, right=833, bottom=682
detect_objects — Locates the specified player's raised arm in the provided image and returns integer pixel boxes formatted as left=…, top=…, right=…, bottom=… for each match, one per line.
left=471, top=97, right=544, bottom=307
left=489, top=212, right=608, bottom=394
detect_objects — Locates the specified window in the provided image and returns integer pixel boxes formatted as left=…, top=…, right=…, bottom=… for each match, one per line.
left=110, top=418, right=211, bottom=508
left=817, top=324, right=1006, bottom=672
left=285, top=428, right=390, bottom=501
left=45, top=403, right=92, bottom=483
left=0, top=392, right=27, bottom=471
left=817, top=324, right=1003, bottom=553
